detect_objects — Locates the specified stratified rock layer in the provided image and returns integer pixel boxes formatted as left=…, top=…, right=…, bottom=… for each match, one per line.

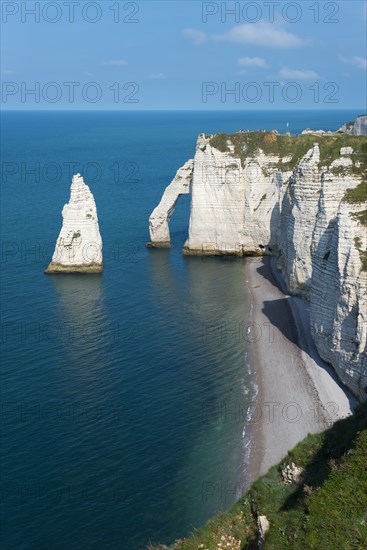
left=45, top=174, right=103, bottom=273
left=149, top=128, right=367, bottom=399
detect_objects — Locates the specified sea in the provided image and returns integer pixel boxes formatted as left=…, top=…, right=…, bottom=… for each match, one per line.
left=1, top=109, right=361, bottom=549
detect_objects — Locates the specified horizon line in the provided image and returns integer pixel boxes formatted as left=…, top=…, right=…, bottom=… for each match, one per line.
left=1, top=107, right=365, bottom=113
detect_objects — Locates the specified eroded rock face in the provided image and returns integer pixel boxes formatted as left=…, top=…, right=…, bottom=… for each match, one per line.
left=278, top=146, right=367, bottom=398
left=183, top=134, right=291, bottom=255
left=277, top=144, right=321, bottom=297
left=281, top=462, right=303, bottom=484
left=183, top=135, right=246, bottom=254
left=148, top=130, right=367, bottom=398
left=147, top=159, right=193, bottom=247
left=310, top=202, right=367, bottom=398
left=45, top=174, right=103, bottom=273
left=257, top=515, right=270, bottom=549
left=338, top=114, right=367, bottom=136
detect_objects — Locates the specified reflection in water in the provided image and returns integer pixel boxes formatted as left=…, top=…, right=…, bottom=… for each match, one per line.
left=148, top=248, right=255, bottom=530
left=147, top=248, right=185, bottom=306
left=183, top=255, right=249, bottom=325
left=148, top=249, right=250, bottom=330
left=179, top=256, right=255, bottom=514
left=50, top=274, right=106, bottom=338
left=50, top=274, right=105, bottom=320
left=49, top=274, right=112, bottom=372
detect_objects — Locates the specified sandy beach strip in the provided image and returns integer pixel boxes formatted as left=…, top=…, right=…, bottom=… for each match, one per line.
left=245, top=256, right=356, bottom=481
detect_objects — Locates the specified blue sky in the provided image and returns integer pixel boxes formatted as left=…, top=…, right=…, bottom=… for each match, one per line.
left=1, top=0, right=366, bottom=109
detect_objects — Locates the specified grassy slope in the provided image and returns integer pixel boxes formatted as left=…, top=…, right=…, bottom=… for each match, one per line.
left=150, top=402, right=367, bottom=549
left=344, top=182, right=367, bottom=206
left=209, top=132, right=367, bottom=171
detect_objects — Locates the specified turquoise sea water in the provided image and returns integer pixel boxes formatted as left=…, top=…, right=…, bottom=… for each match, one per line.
left=1, top=109, right=360, bottom=549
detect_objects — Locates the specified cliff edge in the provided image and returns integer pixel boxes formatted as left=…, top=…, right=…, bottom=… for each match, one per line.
left=148, top=121, right=367, bottom=399
left=338, top=114, right=367, bottom=135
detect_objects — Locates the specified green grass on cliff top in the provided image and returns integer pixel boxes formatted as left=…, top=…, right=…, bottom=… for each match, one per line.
left=344, top=182, right=367, bottom=205
left=210, top=131, right=367, bottom=235
left=209, top=131, right=367, bottom=172
left=150, top=402, right=367, bottom=549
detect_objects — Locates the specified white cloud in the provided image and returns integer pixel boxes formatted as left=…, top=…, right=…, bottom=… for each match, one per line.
left=237, top=57, right=268, bottom=68
left=279, top=67, right=319, bottom=79
left=183, top=28, right=208, bottom=45
left=2, top=69, right=15, bottom=75
left=213, top=21, right=304, bottom=48
left=84, top=71, right=93, bottom=76
left=148, top=73, right=166, bottom=79
left=339, top=55, right=367, bottom=70
left=102, top=59, right=128, bottom=66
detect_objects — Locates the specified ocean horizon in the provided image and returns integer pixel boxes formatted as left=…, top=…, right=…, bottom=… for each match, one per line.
left=1, top=109, right=362, bottom=549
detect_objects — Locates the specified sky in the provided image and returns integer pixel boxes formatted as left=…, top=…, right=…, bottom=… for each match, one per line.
left=1, top=0, right=366, bottom=109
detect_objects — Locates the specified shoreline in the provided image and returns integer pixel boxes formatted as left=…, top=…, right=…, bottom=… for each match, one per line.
left=244, top=256, right=356, bottom=481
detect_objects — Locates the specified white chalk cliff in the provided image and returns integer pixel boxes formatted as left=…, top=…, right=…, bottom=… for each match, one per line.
left=338, top=114, right=367, bottom=136
left=149, top=126, right=367, bottom=399
left=148, top=160, right=193, bottom=247
left=45, top=174, right=103, bottom=273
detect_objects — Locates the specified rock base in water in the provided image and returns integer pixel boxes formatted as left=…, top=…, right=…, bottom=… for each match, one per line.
left=146, top=241, right=171, bottom=248
left=182, top=246, right=242, bottom=256
left=44, top=263, right=103, bottom=274
left=182, top=245, right=266, bottom=256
